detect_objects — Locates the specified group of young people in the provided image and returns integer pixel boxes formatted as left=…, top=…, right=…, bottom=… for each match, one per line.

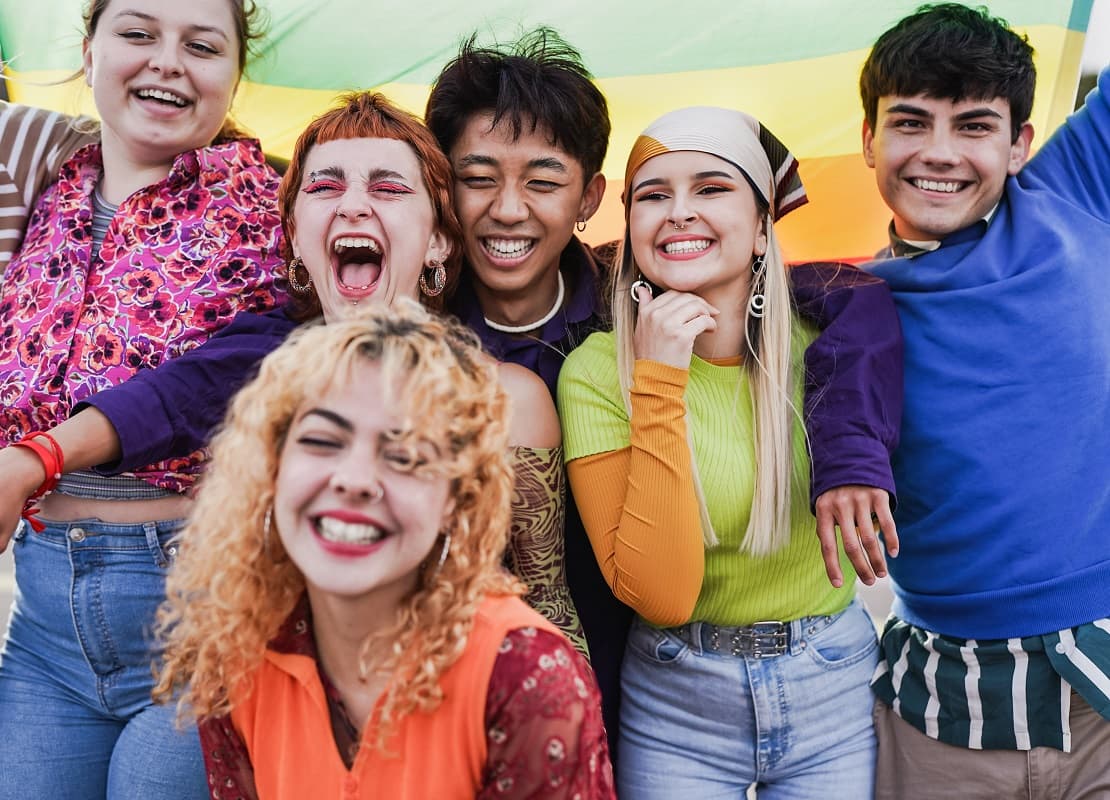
left=0, top=0, right=1105, bottom=798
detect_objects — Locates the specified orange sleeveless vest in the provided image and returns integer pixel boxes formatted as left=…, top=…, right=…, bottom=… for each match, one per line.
left=231, top=593, right=558, bottom=799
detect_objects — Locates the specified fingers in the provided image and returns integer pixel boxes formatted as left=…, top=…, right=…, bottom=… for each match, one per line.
left=815, top=500, right=845, bottom=588
left=874, top=499, right=899, bottom=558
left=814, top=485, right=896, bottom=587
left=633, top=289, right=720, bottom=368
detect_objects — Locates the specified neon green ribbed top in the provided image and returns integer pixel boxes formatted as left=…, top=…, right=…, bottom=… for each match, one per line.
left=558, top=329, right=855, bottom=625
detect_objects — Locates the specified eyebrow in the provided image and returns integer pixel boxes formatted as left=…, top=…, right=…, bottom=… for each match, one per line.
left=454, top=154, right=568, bottom=172
left=299, top=408, right=353, bottom=431
left=884, top=103, right=933, bottom=119
left=456, top=154, right=496, bottom=169
left=307, top=167, right=344, bottom=183
left=365, top=168, right=409, bottom=184
left=113, top=10, right=230, bottom=40
left=631, top=170, right=735, bottom=194
left=884, top=103, right=1003, bottom=122
left=529, top=157, right=568, bottom=172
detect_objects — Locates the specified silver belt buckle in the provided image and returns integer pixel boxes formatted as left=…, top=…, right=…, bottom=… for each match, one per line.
left=746, top=621, right=788, bottom=658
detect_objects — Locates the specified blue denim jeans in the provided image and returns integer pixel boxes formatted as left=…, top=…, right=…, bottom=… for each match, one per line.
left=618, top=598, right=879, bottom=799
left=0, top=518, right=208, bottom=800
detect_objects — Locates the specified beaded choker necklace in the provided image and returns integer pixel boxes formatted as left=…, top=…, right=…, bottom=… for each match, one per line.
left=482, top=271, right=565, bottom=334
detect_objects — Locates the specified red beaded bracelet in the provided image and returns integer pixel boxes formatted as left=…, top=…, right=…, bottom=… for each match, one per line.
left=12, top=431, right=65, bottom=532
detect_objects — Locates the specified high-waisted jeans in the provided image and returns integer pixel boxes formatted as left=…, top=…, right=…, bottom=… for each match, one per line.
left=618, top=598, right=879, bottom=799
left=0, top=518, right=208, bottom=800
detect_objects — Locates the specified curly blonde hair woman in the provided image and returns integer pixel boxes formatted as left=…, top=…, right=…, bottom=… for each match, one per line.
left=155, top=302, right=613, bottom=799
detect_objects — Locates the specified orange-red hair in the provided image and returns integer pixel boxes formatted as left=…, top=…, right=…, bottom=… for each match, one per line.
left=279, top=92, right=463, bottom=316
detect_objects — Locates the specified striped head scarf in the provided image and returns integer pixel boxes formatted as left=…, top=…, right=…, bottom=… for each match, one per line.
left=623, top=106, right=807, bottom=221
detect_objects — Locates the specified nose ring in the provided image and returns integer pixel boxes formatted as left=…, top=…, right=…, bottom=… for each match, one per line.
left=334, top=207, right=343, bottom=218
left=368, top=483, right=383, bottom=503
left=673, top=220, right=687, bottom=231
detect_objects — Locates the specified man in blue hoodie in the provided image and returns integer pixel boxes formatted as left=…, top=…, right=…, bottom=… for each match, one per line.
left=859, top=5, right=1110, bottom=797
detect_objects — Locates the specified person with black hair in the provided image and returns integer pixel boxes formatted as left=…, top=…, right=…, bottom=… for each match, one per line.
left=857, top=5, right=1110, bottom=797
left=423, top=29, right=635, bottom=753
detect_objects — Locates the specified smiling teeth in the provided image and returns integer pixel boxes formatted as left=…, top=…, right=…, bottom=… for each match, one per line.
left=333, top=236, right=382, bottom=253
left=914, top=179, right=962, bottom=193
left=136, top=88, right=188, bottom=107
left=663, top=239, right=712, bottom=254
left=484, top=238, right=533, bottom=258
left=317, top=517, right=384, bottom=545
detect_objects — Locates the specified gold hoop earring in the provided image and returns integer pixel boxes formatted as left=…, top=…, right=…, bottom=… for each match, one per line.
left=287, top=256, right=313, bottom=294
left=419, top=259, right=446, bottom=297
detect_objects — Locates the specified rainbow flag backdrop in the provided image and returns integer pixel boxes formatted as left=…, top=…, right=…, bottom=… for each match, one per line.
left=0, top=0, right=1093, bottom=262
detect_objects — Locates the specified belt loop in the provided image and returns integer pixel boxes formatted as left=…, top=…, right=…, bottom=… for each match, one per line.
left=789, top=618, right=806, bottom=655
left=687, top=622, right=705, bottom=656
left=144, top=521, right=169, bottom=568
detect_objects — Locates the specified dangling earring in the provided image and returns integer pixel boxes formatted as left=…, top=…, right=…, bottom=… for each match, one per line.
left=419, top=258, right=446, bottom=297
left=748, top=254, right=766, bottom=319
left=287, top=256, right=313, bottom=294
left=630, top=274, right=654, bottom=304
left=575, top=219, right=587, bottom=233
left=425, top=531, right=451, bottom=582
left=262, top=505, right=286, bottom=562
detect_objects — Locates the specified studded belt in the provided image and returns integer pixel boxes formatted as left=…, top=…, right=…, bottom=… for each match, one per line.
left=674, top=620, right=791, bottom=658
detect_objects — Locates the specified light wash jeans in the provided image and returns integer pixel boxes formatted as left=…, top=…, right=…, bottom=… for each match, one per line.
left=0, top=518, right=208, bottom=800
left=618, top=598, right=879, bottom=799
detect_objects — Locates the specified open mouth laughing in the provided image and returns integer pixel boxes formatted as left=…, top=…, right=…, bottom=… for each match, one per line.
left=333, top=236, right=383, bottom=293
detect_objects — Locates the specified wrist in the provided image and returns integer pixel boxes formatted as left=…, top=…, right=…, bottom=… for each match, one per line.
left=11, top=432, right=65, bottom=499
left=0, top=445, right=49, bottom=497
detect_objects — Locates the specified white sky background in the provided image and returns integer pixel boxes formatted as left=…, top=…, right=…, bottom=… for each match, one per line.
left=1084, top=0, right=1110, bottom=72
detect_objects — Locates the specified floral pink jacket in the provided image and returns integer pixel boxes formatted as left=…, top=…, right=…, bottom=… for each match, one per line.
left=0, top=138, right=284, bottom=492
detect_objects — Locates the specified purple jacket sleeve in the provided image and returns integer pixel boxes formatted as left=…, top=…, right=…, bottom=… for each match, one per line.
left=788, top=262, right=903, bottom=509
left=78, top=306, right=298, bottom=473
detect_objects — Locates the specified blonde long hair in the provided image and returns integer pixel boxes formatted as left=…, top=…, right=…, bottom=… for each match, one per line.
left=614, top=106, right=810, bottom=554
left=610, top=221, right=804, bottom=555
left=154, top=301, right=521, bottom=745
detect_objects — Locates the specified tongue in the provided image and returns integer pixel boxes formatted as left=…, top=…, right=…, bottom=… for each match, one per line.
left=339, top=261, right=381, bottom=288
